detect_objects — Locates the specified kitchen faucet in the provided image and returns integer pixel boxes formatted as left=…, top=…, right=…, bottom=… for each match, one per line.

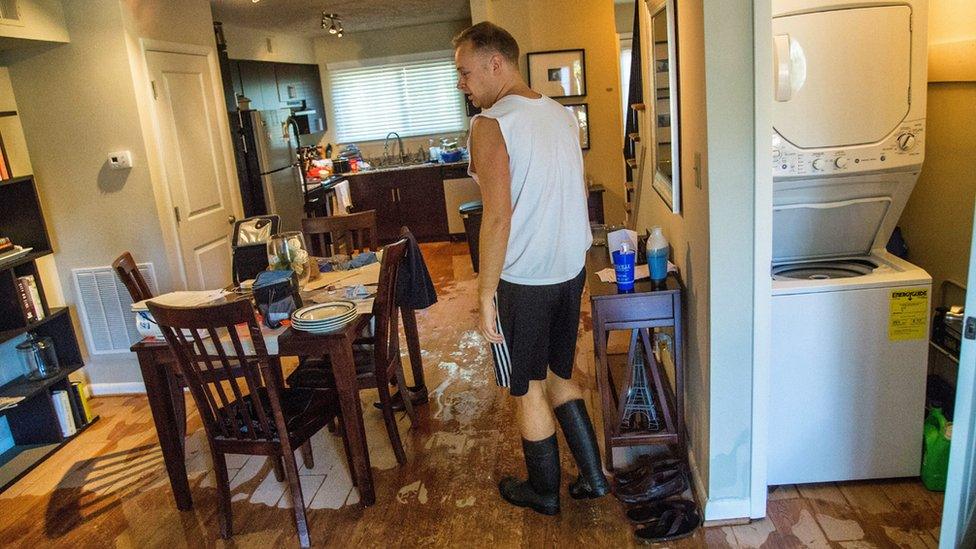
left=383, top=132, right=406, bottom=165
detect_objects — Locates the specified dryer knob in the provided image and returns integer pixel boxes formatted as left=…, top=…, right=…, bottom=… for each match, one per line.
left=811, top=158, right=824, bottom=171
left=834, top=157, right=849, bottom=169
left=897, top=133, right=916, bottom=151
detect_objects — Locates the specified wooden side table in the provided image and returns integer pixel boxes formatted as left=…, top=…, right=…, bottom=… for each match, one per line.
left=585, top=245, right=686, bottom=471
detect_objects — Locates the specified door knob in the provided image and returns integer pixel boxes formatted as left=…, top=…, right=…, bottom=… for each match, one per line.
left=228, top=215, right=237, bottom=225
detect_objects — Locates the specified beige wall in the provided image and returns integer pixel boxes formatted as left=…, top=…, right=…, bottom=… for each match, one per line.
left=899, top=0, right=976, bottom=307
left=0, top=0, right=68, bottom=46
left=313, top=19, right=471, bottom=158
left=1, top=0, right=227, bottom=392
left=472, top=0, right=628, bottom=224
left=221, top=22, right=316, bottom=64
left=634, top=0, right=712, bottom=498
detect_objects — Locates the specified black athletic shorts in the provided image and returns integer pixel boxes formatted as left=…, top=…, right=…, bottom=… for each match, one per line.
left=489, top=268, right=586, bottom=397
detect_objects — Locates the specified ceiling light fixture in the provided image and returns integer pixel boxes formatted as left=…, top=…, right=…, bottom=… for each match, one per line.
left=321, top=12, right=343, bottom=37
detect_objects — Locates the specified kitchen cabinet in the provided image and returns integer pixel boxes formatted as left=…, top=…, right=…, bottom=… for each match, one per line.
left=231, top=60, right=324, bottom=122
left=347, top=166, right=450, bottom=243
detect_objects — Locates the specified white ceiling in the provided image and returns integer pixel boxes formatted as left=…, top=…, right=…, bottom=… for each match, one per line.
left=211, top=0, right=472, bottom=36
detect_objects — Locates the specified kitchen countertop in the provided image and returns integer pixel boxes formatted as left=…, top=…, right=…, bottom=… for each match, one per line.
left=342, top=160, right=469, bottom=176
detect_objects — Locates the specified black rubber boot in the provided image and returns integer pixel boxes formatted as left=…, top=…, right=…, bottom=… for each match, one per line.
left=555, top=399, right=611, bottom=499
left=498, top=435, right=560, bottom=515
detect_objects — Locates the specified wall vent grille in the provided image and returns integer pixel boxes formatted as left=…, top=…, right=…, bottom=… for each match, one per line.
left=72, top=263, right=157, bottom=355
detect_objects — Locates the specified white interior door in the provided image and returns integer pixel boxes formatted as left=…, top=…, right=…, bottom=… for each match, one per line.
left=772, top=6, right=912, bottom=148
left=147, top=49, right=236, bottom=290
left=940, top=199, right=976, bottom=548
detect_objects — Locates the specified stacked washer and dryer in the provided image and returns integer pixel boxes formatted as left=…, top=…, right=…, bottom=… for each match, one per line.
left=767, top=0, right=931, bottom=485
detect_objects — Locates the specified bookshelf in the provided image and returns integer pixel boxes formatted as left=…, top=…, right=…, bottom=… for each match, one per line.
left=0, top=175, right=97, bottom=493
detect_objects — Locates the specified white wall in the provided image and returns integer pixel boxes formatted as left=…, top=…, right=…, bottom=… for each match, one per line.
left=221, top=22, right=316, bottom=64
left=1, top=0, right=229, bottom=393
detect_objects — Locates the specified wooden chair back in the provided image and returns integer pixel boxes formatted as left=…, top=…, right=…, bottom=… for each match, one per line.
left=146, top=299, right=287, bottom=444
left=302, top=210, right=378, bottom=257
left=112, top=252, right=153, bottom=302
left=372, top=235, right=408, bottom=385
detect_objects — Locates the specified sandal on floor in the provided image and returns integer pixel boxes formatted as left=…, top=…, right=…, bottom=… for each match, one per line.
left=614, top=456, right=683, bottom=488
left=613, top=467, right=688, bottom=505
left=633, top=499, right=701, bottom=544
left=626, top=499, right=687, bottom=524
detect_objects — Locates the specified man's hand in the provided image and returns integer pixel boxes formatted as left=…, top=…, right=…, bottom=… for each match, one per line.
left=479, top=294, right=504, bottom=344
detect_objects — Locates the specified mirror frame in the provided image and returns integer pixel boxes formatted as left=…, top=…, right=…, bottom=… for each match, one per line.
left=649, top=0, right=681, bottom=214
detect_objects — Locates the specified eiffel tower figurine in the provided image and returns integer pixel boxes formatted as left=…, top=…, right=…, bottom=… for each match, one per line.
left=619, top=331, right=660, bottom=433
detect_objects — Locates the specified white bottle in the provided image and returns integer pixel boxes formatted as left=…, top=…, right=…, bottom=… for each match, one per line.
left=646, top=226, right=669, bottom=283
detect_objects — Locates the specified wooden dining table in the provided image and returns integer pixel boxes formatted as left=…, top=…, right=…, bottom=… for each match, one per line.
left=132, top=294, right=428, bottom=510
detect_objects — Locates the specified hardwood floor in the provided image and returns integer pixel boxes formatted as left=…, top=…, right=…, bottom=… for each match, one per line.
left=0, top=242, right=943, bottom=547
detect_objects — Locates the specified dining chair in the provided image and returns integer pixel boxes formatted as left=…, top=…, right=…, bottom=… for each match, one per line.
left=112, top=251, right=154, bottom=303
left=286, top=235, right=415, bottom=464
left=147, top=299, right=338, bottom=548
left=302, top=210, right=378, bottom=257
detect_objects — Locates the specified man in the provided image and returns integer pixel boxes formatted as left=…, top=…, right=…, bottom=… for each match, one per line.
left=453, top=22, right=610, bottom=516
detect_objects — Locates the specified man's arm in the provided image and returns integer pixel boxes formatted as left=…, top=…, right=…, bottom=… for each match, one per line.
left=470, top=116, right=512, bottom=344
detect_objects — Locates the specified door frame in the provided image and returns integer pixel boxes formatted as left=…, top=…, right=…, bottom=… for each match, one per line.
left=136, top=38, right=242, bottom=290
left=751, top=0, right=774, bottom=519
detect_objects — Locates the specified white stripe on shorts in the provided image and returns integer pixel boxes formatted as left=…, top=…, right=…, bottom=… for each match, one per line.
left=490, top=293, right=512, bottom=388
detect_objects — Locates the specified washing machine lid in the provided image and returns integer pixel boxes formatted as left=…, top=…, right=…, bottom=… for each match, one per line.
left=772, top=5, right=912, bottom=149
left=773, top=196, right=892, bottom=262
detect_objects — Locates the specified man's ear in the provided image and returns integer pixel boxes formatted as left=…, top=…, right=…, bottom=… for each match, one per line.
left=489, top=53, right=503, bottom=74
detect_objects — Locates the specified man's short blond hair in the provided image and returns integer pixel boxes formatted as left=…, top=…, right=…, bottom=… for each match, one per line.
left=452, top=22, right=520, bottom=66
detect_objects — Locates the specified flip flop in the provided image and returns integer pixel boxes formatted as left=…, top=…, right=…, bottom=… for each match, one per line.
left=633, top=499, right=701, bottom=544
left=614, top=456, right=684, bottom=488
left=613, top=467, right=688, bottom=505
left=626, top=499, right=685, bottom=524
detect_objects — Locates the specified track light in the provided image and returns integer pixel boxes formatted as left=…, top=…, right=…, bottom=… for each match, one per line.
left=321, top=13, right=343, bottom=37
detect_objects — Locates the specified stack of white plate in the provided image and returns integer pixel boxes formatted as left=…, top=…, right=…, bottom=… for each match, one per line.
left=291, top=301, right=358, bottom=334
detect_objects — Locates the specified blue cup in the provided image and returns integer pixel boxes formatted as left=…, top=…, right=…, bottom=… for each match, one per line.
left=612, top=249, right=636, bottom=291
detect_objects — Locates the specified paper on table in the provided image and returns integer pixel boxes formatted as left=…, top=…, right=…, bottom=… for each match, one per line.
left=131, top=289, right=229, bottom=311
left=606, top=229, right=638, bottom=258
left=596, top=262, right=677, bottom=283
left=303, top=261, right=381, bottom=292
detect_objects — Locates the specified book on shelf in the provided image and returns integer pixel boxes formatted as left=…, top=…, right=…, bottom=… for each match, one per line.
left=0, top=236, right=12, bottom=254
left=69, top=381, right=93, bottom=424
left=51, top=390, right=77, bottom=437
left=0, top=396, right=25, bottom=412
left=15, top=275, right=37, bottom=322
left=66, top=384, right=87, bottom=428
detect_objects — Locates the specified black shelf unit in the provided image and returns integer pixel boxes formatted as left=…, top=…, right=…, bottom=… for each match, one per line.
left=0, top=174, right=94, bottom=494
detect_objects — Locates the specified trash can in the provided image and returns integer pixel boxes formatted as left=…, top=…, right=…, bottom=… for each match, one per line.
left=460, top=200, right=483, bottom=273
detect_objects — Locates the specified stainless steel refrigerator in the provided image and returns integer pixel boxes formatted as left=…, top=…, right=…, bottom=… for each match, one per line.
left=236, top=108, right=308, bottom=232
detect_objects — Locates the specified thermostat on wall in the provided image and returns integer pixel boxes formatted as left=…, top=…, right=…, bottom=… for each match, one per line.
left=108, top=151, right=133, bottom=170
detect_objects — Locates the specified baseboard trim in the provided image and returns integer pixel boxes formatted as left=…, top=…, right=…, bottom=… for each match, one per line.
left=704, top=496, right=752, bottom=523
left=687, top=448, right=752, bottom=522
left=687, top=447, right=709, bottom=510
left=89, top=382, right=146, bottom=396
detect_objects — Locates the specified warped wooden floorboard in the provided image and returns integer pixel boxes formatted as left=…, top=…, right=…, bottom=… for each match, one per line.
left=0, top=243, right=943, bottom=547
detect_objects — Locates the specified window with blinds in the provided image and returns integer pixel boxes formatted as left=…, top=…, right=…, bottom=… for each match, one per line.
left=330, top=56, right=467, bottom=143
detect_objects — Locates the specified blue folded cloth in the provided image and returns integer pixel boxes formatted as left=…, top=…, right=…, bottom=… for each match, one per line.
left=316, top=252, right=377, bottom=272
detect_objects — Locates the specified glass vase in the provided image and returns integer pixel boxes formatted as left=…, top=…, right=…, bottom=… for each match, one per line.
left=267, top=231, right=310, bottom=286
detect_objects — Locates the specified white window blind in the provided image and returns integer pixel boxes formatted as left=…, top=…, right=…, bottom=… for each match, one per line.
left=330, top=56, right=467, bottom=143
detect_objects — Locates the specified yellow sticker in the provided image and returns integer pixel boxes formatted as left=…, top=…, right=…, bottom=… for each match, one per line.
left=889, top=288, right=929, bottom=341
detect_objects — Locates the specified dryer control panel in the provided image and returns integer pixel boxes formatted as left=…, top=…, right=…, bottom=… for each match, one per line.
left=773, top=119, right=924, bottom=178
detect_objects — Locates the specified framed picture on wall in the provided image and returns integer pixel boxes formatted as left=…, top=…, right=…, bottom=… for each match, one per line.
left=563, top=103, right=590, bottom=150
left=527, top=49, right=586, bottom=98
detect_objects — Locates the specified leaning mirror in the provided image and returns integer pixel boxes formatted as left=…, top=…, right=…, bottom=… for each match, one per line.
left=650, top=0, right=680, bottom=213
